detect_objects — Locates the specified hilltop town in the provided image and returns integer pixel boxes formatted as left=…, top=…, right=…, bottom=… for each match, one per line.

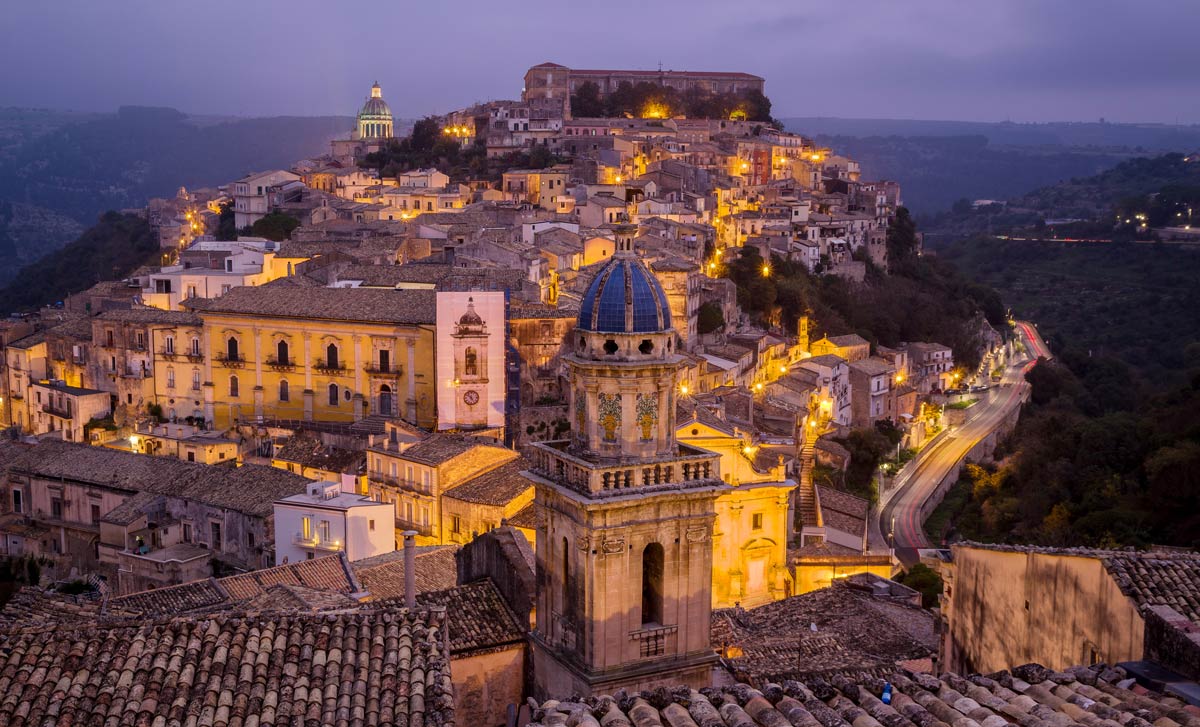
left=0, top=64, right=1197, bottom=724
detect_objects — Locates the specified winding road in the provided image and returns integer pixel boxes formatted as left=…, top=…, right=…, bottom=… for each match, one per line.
left=878, top=322, right=1049, bottom=566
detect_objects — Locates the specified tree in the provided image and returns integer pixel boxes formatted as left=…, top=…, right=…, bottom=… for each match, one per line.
left=249, top=212, right=300, bottom=242
left=409, top=117, right=440, bottom=153
left=886, top=207, right=920, bottom=272
left=570, top=81, right=604, bottom=118
left=528, top=145, right=554, bottom=170
left=215, top=203, right=238, bottom=241
left=697, top=301, right=725, bottom=334
left=606, top=82, right=638, bottom=117
left=743, top=89, right=773, bottom=123
left=895, top=563, right=943, bottom=607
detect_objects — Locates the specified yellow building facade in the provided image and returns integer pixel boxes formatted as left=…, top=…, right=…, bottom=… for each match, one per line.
left=677, top=414, right=794, bottom=608
left=187, top=286, right=438, bottom=430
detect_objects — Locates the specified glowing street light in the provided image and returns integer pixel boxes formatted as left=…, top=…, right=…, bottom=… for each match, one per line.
left=761, top=263, right=771, bottom=278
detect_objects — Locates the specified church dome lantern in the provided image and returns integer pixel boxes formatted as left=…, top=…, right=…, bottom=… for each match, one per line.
left=355, top=82, right=394, bottom=141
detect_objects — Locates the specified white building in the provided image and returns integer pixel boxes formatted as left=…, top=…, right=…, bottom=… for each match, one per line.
left=141, top=245, right=281, bottom=310
left=396, top=169, right=450, bottom=189
left=273, top=481, right=394, bottom=565
left=232, top=170, right=301, bottom=229
left=796, top=354, right=852, bottom=426
left=28, top=380, right=112, bottom=443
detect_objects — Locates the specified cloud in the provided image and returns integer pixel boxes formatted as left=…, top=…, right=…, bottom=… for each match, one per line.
left=0, top=0, right=1196, bottom=122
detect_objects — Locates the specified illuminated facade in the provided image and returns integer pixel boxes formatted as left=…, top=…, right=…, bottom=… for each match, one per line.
left=526, top=226, right=724, bottom=697
left=354, top=82, right=394, bottom=141
left=188, top=287, right=437, bottom=430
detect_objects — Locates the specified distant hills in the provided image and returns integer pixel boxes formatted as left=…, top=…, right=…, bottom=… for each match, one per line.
left=781, top=117, right=1200, bottom=150
left=783, top=117, right=1200, bottom=215
left=924, top=152, right=1200, bottom=242
left=0, top=106, right=353, bottom=284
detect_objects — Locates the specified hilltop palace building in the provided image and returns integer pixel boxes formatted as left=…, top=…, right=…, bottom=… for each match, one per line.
left=522, top=62, right=765, bottom=116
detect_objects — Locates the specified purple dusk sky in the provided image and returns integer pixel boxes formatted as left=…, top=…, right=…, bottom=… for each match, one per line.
left=4, top=0, right=1198, bottom=123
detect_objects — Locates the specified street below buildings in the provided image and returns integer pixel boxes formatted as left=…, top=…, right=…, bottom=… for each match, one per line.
left=876, top=322, right=1047, bottom=567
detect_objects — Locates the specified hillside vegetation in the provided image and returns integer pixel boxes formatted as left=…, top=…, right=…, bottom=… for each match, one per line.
left=804, top=134, right=1131, bottom=215
left=0, top=212, right=156, bottom=315
left=0, top=106, right=351, bottom=282
left=927, top=157, right=1200, bottom=550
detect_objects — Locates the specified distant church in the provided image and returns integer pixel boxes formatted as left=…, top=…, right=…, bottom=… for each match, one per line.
left=354, top=82, right=394, bottom=140
left=331, top=82, right=395, bottom=163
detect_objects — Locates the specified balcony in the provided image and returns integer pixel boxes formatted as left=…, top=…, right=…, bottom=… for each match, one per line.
left=214, top=353, right=245, bottom=369
left=265, top=356, right=295, bottom=372
left=630, top=624, right=677, bottom=658
left=294, top=532, right=342, bottom=552
left=185, top=351, right=204, bottom=362
left=394, top=518, right=434, bottom=538
left=370, top=472, right=431, bottom=496
left=158, top=349, right=178, bottom=361
left=527, top=440, right=721, bottom=498
left=363, top=363, right=402, bottom=377
left=42, top=403, right=73, bottom=419
left=313, top=360, right=349, bottom=376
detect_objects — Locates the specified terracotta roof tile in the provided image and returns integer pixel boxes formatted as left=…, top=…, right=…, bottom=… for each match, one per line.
left=712, top=583, right=937, bottom=684
left=414, top=579, right=525, bottom=655
left=0, top=605, right=454, bottom=726
left=530, top=664, right=1199, bottom=727
left=195, top=284, right=438, bottom=324
left=443, top=458, right=533, bottom=506
left=354, top=546, right=460, bottom=599
left=8, top=440, right=310, bottom=517
left=109, top=554, right=359, bottom=615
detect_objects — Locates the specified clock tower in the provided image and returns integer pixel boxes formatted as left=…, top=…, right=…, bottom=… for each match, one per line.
left=450, top=297, right=489, bottom=429
left=525, top=226, right=724, bottom=698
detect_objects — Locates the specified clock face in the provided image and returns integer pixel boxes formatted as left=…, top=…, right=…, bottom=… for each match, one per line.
left=463, top=390, right=480, bottom=406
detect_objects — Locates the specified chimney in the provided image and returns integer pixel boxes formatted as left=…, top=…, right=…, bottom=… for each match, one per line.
left=403, top=530, right=418, bottom=608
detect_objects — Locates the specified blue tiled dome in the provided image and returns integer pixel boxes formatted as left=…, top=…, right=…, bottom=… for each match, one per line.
left=578, top=257, right=672, bottom=333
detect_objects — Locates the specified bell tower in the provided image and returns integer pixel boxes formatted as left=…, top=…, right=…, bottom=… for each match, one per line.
left=525, top=226, right=724, bottom=698
left=450, top=297, right=489, bottom=429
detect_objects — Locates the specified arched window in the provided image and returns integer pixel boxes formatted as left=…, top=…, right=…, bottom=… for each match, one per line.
left=326, top=343, right=339, bottom=369
left=191, top=337, right=201, bottom=356
left=464, top=347, right=478, bottom=377
left=226, top=337, right=239, bottom=361
left=192, top=369, right=201, bottom=391
left=229, top=375, right=239, bottom=397
left=641, top=542, right=664, bottom=626
left=276, top=340, right=289, bottom=365
left=328, top=383, right=339, bottom=406
left=279, top=380, right=289, bottom=402
left=164, top=335, right=175, bottom=354
left=166, top=367, right=175, bottom=389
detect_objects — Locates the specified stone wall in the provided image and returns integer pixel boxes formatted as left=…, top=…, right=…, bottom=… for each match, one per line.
left=457, top=526, right=535, bottom=629
left=1143, top=604, right=1200, bottom=682
left=946, top=546, right=1144, bottom=674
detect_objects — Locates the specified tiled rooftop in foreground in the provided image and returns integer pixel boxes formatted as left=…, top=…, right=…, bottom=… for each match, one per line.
left=0, top=604, right=454, bottom=727
left=529, top=663, right=1200, bottom=727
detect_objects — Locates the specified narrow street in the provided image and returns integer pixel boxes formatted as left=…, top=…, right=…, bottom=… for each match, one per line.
left=876, top=322, right=1046, bottom=566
